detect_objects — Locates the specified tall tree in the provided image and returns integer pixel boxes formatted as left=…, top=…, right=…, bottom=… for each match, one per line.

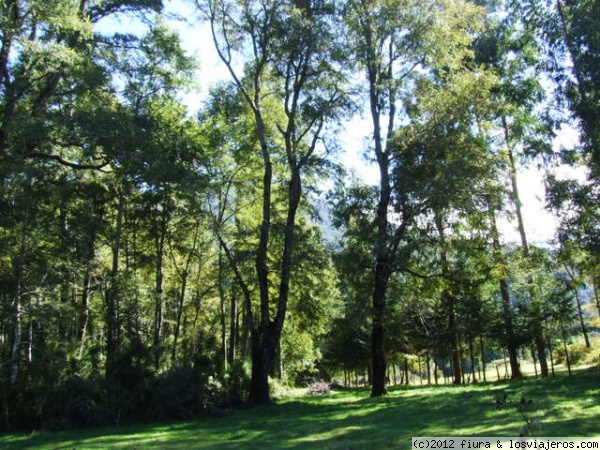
left=0, top=0, right=166, bottom=391
left=345, top=0, right=486, bottom=395
left=199, top=0, right=347, bottom=404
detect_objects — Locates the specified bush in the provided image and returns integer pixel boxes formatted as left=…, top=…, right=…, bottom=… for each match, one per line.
left=222, top=360, right=250, bottom=407
left=554, top=342, right=592, bottom=365
left=44, top=375, right=110, bottom=430
left=5, top=376, right=111, bottom=431
left=2, top=363, right=225, bottom=431
left=148, top=366, right=209, bottom=420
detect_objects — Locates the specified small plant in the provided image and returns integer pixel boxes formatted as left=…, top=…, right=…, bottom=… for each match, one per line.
left=516, top=395, right=542, bottom=437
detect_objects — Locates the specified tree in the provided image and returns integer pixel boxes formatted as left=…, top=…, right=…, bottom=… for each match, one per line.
left=344, top=0, right=489, bottom=394
left=0, top=0, right=167, bottom=395
left=473, top=1, right=560, bottom=377
left=198, top=0, right=348, bottom=404
left=529, top=0, right=600, bottom=177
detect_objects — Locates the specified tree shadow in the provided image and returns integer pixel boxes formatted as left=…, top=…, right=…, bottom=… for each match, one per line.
left=3, top=369, right=598, bottom=449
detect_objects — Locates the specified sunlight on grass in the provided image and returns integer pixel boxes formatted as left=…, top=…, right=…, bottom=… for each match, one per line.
left=1, top=368, right=598, bottom=449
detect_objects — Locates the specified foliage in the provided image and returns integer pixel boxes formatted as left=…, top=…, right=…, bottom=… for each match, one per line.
left=0, top=0, right=597, bottom=434
left=554, top=342, right=594, bottom=366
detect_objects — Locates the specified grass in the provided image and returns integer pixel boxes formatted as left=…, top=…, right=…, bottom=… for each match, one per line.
left=1, top=366, right=598, bottom=450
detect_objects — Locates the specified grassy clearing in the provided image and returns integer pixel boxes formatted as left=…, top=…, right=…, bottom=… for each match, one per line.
left=1, top=367, right=598, bottom=450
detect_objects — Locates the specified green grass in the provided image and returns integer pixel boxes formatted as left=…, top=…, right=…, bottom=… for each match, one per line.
left=1, top=367, right=598, bottom=450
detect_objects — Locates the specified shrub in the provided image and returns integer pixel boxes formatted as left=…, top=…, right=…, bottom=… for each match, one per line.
left=554, top=342, right=591, bottom=365
left=222, top=360, right=250, bottom=406
left=2, top=362, right=224, bottom=431
left=148, top=366, right=209, bottom=420
left=5, top=376, right=111, bottom=431
left=44, top=375, right=110, bottom=430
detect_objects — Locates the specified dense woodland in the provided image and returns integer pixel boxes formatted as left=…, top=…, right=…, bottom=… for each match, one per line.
left=0, top=0, right=599, bottom=431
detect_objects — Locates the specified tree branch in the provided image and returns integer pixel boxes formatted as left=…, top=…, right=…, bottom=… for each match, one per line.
left=29, top=152, right=109, bottom=170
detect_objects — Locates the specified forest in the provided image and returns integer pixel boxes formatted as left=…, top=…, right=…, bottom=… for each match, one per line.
left=0, top=0, right=599, bottom=431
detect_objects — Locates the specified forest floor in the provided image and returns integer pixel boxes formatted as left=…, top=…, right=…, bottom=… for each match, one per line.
left=0, top=365, right=598, bottom=449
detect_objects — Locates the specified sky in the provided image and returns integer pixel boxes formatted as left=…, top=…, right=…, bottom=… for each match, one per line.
left=97, top=0, right=582, bottom=247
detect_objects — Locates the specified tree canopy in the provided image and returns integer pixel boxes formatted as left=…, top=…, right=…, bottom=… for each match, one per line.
left=0, top=0, right=597, bottom=430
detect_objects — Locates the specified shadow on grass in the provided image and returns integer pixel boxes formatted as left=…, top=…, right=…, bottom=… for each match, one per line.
left=2, top=368, right=598, bottom=449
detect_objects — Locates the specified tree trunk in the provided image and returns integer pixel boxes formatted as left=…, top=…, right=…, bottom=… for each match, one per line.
left=249, top=154, right=302, bottom=405
left=228, top=295, right=238, bottom=365
left=248, top=326, right=277, bottom=405
left=153, top=202, right=169, bottom=370
left=561, top=324, right=572, bottom=376
left=371, top=257, right=390, bottom=396
left=9, top=278, right=21, bottom=386
left=469, top=337, right=477, bottom=383
left=479, top=335, right=487, bottom=383
left=365, top=24, right=398, bottom=396
left=548, top=337, right=556, bottom=377
left=435, top=213, right=462, bottom=385
left=77, top=267, right=92, bottom=359
left=447, top=297, right=462, bottom=385
left=593, top=277, right=600, bottom=318
left=217, top=233, right=253, bottom=361
left=487, top=198, right=522, bottom=378
left=534, top=332, right=549, bottom=377
left=503, top=117, right=529, bottom=252
left=574, top=290, right=591, bottom=348
left=499, top=277, right=522, bottom=378
left=218, top=248, right=228, bottom=374
left=171, top=269, right=188, bottom=363
left=531, top=345, right=538, bottom=377
left=249, top=93, right=274, bottom=404
left=105, top=186, right=126, bottom=376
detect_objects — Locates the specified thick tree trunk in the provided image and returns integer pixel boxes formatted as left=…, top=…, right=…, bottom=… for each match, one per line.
left=370, top=122, right=392, bottom=398
left=371, top=257, right=390, bottom=396
left=250, top=166, right=302, bottom=402
left=248, top=326, right=277, bottom=405
left=250, top=98, right=274, bottom=404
